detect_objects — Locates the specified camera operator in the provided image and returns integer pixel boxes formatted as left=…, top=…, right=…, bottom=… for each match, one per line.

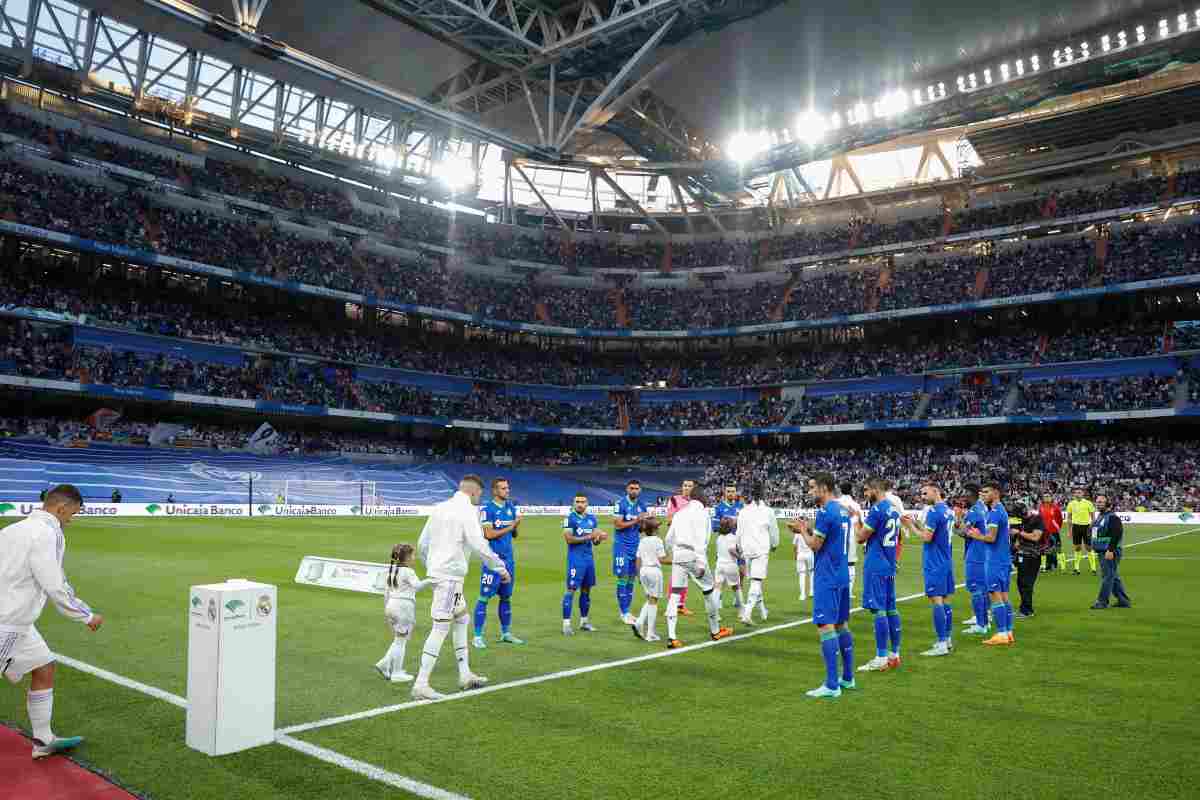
left=1010, top=502, right=1045, bottom=618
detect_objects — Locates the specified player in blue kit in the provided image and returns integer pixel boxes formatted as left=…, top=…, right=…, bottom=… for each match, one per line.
left=790, top=472, right=856, bottom=699
left=612, top=480, right=648, bottom=625
left=855, top=478, right=902, bottom=673
left=712, top=485, right=746, bottom=609
left=903, top=482, right=956, bottom=656
left=562, top=493, right=601, bottom=635
left=472, top=478, right=524, bottom=649
left=974, top=480, right=1015, bottom=647
left=956, top=483, right=991, bottom=635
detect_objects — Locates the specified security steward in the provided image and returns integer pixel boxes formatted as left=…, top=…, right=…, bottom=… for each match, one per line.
left=1010, top=502, right=1045, bottom=618
left=1089, top=494, right=1132, bottom=610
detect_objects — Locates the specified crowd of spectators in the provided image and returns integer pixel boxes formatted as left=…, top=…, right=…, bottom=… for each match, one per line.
left=5, top=146, right=1200, bottom=331
left=629, top=398, right=792, bottom=429
left=766, top=170, right=1200, bottom=261
left=1013, top=375, right=1179, bottom=414
left=701, top=436, right=1200, bottom=512
left=7, top=256, right=1200, bottom=388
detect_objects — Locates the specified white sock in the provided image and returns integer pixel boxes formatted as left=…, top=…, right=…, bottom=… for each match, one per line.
left=746, top=582, right=762, bottom=615
left=798, top=572, right=807, bottom=600
left=646, top=603, right=658, bottom=637
left=666, top=593, right=680, bottom=639
left=452, top=615, right=470, bottom=680
left=388, top=635, right=409, bottom=672
left=27, top=689, right=53, bottom=743
left=732, top=586, right=743, bottom=608
left=416, top=620, right=450, bottom=686
left=703, top=590, right=721, bottom=635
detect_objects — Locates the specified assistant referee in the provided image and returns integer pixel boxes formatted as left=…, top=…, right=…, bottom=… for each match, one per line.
left=1064, top=488, right=1097, bottom=576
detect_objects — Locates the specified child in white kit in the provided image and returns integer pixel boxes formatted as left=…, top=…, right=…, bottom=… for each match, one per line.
left=632, top=517, right=670, bottom=642
left=375, top=543, right=431, bottom=683
left=714, top=517, right=745, bottom=612
left=793, top=526, right=814, bottom=601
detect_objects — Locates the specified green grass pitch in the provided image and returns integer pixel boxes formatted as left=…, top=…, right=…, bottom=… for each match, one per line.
left=4, top=515, right=1200, bottom=799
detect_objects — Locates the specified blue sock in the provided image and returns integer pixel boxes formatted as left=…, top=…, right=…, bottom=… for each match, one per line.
left=498, top=598, right=512, bottom=634
left=837, top=627, right=855, bottom=682
left=932, top=605, right=945, bottom=642
left=991, top=602, right=1006, bottom=634
left=886, top=610, right=901, bottom=656
left=473, top=599, right=488, bottom=637
left=619, top=579, right=633, bottom=615
left=562, top=592, right=574, bottom=621
left=872, top=612, right=889, bottom=657
left=579, top=591, right=591, bottom=618
left=973, top=591, right=989, bottom=628
left=820, top=631, right=840, bottom=690
left=1005, top=601, right=1015, bottom=633
left=942, top=605, right=953, bottom=642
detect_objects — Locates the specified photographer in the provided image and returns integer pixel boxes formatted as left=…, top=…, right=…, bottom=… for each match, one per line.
left=1010, top=502, right=1045, bottom=618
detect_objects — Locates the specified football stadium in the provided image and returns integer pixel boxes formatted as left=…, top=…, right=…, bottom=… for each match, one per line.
left=3, top=0, right=1200, bottom=797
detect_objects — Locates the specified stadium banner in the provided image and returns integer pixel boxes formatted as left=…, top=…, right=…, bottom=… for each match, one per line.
left=1, top=504, right=1195, bottom=524
left=294, top=556, right=390, bottom=595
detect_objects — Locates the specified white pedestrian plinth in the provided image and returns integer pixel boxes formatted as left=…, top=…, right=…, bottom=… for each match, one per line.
left=185, top=579, right=277, bottom=756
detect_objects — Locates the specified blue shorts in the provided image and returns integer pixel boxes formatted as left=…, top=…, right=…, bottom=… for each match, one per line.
left=923, top=567, right=956, bottom=598
left=480, top=557, right=514, bottom=600
left=567, top=559, right=596, bottom=591
left=862, top=571, right=897, bottom=612
left=812, top=585, right=851, bottom=626
left=612, top=538, right=639, bottom=578
left=965, top=560, right=988, bottom=594
left=985, top=562, right=1012, bottom=594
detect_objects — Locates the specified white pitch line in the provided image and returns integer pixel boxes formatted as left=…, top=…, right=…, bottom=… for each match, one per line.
left=277, top=584, right=949, bottom=736
left=280, top=524, right=1200, bottom=737
left=52, top=653, right=187, bottom=709
left=275, top=734, right=471, bottom=800
left=50, top=655, right=469, bottom=799
left=1124, top=526, right=1200, bottom=549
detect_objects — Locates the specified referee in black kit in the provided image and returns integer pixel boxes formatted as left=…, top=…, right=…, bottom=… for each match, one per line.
left=1010, top=502, right=1045, bottom=618
left=1090, top=494, right=1133, bottom=610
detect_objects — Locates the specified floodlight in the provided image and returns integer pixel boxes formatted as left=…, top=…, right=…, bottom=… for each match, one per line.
left=1180, top=13, right=1189, bottom=31
left=1159, top=19, right=1169, bottom=38
left=439, top=159, right=477, bottom=190
left=1030, top=54, right=1040, bottom=71
left=726, top=130, right=769, bottom=164
left=1136, top=25, right=1146, bottom=43
left=1101, top=34, right=1111, bottom=52
left=795, top=111, right=826, bottom=145
left=1000, top=63, right=1010, bottom=80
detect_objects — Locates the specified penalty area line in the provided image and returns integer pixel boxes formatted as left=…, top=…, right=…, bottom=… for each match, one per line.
left=278, top=582, right=963, bottom=737
left=50, top=655, right=469, bottom=800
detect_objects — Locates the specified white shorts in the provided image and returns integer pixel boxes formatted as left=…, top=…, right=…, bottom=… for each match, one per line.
left=670, top=555, right=714, bottom=593
left=385, top=598, right=416, bottom=637
left=639, top=567, right=663, bottom=598
left=796, top=554, right=814, bottom=573
left=0, top=627, right=53, bottom=684
left=746, top=555, right=769, bottom=581
left=716, top=563, right=741, bottom=587
left=430, top=580, right=466, bottom=620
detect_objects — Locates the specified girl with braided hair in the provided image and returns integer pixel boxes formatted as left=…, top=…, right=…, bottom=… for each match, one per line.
left=374, top=543, right=431, bottom=683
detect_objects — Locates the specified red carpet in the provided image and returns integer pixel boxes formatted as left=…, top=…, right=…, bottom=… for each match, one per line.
left=0, top=724, right=137, bottom=800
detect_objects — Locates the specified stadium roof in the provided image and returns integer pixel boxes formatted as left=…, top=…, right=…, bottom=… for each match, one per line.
left=170, top=0, right=1186, bottom=148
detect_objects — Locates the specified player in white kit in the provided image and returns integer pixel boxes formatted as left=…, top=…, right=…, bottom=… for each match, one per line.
left=838, top=482, right=863, bottom=599
left=734, top=483, right=778, bottom=625
left=793, top=524, right=814, bottom=601
left=375, top=543, right=431, bottom=683
left=412, top=475, right=510, bottom=701
left=663, top=487, right=734, bottom=648
left=714, top=517, right=745, bottom=614
left=631, top=517, right=669, bottom=641
left=0, top=484, right=103, bottom=760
